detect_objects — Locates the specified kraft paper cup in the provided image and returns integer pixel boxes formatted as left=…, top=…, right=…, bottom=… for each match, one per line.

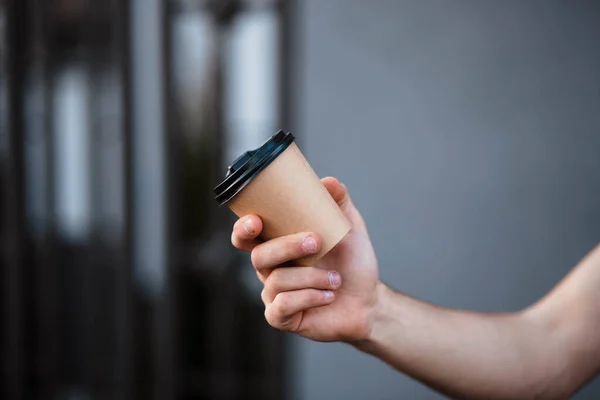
left=214, top=131, right=351, bottom=265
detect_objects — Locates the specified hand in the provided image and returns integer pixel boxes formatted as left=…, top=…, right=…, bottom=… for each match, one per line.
left=231, top=177, right=380, bottom=342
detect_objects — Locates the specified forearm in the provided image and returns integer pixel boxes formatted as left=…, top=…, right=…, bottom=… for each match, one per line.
left=355, top=284, right=573, bottom=400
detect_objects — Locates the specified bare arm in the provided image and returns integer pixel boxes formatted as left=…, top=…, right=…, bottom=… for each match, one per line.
left=230, top=177, right=600, bottom=399
left=359, top=244, right=600, bottom=399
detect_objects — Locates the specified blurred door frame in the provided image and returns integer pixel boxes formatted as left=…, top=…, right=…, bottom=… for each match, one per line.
left=0, top=0, right=296, bottom=399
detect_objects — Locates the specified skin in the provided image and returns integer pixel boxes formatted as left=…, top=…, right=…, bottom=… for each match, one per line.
left=231, top=176, right=600, bottom=400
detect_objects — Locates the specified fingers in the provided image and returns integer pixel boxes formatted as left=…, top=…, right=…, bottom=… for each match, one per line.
left=261, top=267, right=342, bottom=303
left=231, top=215, right=263, bottom=252
left=231, top=198, right=342, bottom=333
left=232, top=177, right=346, bottom=255
left=264, top=289, right=336, bottom=331
left=261, top=266, right=342, bottom=331
left=321, top=176, right=349, bottom=206
left=251, top=233, right=321, bottom=272
left=321, top=176, right=367, bottom=232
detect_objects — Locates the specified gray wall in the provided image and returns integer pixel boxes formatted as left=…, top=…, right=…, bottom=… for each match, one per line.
left=292, top=1, right=600, bottom=399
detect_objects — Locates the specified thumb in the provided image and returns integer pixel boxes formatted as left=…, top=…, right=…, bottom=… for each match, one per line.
left=321, top=177, right=367, bottom=232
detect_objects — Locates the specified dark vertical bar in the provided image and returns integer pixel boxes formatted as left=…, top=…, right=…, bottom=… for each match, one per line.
left=114, top=0, right=134, bottom=397
left=2, top=0, right=27, bottom=398
left=158, top=0, right=176, bottom=398
left=206, top=42, right=237, bottom=390
left=82, top=2, right=100, bottom=395
left=207, top=267, right=240, bottom=399
left=129, top=0, right=175, bottom=397
left=36, top=1, right=58, bottom=397
left=206, top=4, right=239, bottom=398
left=0, top=0, right=6, bottom=392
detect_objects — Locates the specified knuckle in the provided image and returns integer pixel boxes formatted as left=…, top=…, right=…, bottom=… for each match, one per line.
left=260, top=288, right=269, bottom=305
left=250, top=247, right=262, bottom=269
left=251, top=243, right=277, bottom=269
left=264, top=307, right=275, bottom=326
left=264, top=268, right=282, bottom=288
left=273, top=292, right=291, bottom=317
left=256, top=270, right=267, bottom=284
left=264, top=306, right=284, bottom=329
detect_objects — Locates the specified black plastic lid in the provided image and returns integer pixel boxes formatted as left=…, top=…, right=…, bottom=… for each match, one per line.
left=214, top=130, right=295, bottom=205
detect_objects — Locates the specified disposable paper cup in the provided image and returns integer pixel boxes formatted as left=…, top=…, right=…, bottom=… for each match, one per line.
left=214, top=131, right=351, bottom=265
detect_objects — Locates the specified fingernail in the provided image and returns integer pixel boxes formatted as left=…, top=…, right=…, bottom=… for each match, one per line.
left=328, top=271, right=341, bottom=287
left=323, top=290, right=334, bottom=299
left=301, top=236, right=318, bottom=253
left=243, top=218, right=255, bottom=235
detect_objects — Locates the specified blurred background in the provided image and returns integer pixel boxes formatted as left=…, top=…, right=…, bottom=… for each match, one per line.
left=1, top=0, right=599, bottom=399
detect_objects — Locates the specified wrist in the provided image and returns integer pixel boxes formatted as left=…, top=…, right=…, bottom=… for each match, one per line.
left=352, top=281, right=392, bottom=351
